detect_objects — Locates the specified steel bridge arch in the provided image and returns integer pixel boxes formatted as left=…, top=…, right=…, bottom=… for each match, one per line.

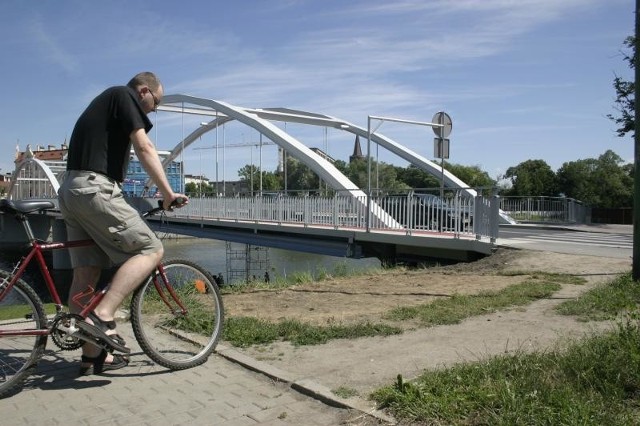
left=8, top=157, right=60, bottom=200
left=157, top=95, right=403, bottom=227
left=156, top=96, right=516, bottom=224
left=156, top=95, right=475, bottom=197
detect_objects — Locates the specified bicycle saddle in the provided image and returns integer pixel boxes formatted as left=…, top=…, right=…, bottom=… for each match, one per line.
left=0, top=199, right=56, bottom=214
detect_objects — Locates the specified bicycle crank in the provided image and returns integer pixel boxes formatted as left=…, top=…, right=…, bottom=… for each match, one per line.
left=51, top=313, right=84, bottom=350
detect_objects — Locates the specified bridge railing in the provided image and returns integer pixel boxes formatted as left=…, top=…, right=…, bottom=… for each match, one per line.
left=499, top=196, right=587, bottom=224
left=176, top=188, right=499, bottom=240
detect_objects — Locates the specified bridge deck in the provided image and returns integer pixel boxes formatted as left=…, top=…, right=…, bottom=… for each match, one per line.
left=0, top=194, right=497, bottom=264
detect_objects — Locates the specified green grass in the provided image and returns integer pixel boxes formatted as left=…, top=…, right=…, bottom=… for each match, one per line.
left=385, top=278, right=562, bottom=326
left=555, top=272, right=640, bottom=321
left=332, top=386, right=359, bottom=399
left=220, top=263, right=384, bottom=294
left=371, top=271, right=640, bottom=425
left=0, top=302, right=57, bottom=320
left=221, top=273, right=578, bottom=348
left=371, top=316, right=640, bottom=425
left=223, top=316, right=402, bottom=347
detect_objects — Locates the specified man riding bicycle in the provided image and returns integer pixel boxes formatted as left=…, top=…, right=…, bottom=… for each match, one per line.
left=58, top=72, right=188, bottom=375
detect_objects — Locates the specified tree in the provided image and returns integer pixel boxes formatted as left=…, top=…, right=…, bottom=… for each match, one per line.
left=394, top=164, right=440, bottom=189
left=556, top=158, right=596, bottom=202
left=556, top=150, right=632, bottom=208
left=284, top=157, right=319, bottom=192
left=445, top=163, right=496, bottom=188
left=239, top=164, right=283, bottom=192
left=260, top=171, right=282, bottom=191
left=336, top=158, right=409, bottom=193
left=607, top=36, right=636, bottom=137
left=238, top=164, right=260, bottom=192
left=503, top=159, right=558, bottom=197
left=375, top=162, right=411, bottom=193
left=185, top=181, right=213, bottom=196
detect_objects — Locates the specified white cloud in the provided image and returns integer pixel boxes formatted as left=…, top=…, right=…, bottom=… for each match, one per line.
left=28, top=16, right=79, bottom=73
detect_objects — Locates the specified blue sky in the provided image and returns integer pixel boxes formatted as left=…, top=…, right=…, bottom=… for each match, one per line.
left=0, top=0, right=634, bottom=184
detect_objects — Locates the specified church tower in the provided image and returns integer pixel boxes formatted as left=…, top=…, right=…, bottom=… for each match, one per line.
left=349, top=135, right=364, bottom=163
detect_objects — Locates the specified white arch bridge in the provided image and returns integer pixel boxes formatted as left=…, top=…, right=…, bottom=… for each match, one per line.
left=4, top=95, right=502, bottom=263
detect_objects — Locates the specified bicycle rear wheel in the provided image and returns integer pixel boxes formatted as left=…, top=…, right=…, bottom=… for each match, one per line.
left=0, top=272, right=47, bottom=398
left=130, top=259, right=224, bottom=370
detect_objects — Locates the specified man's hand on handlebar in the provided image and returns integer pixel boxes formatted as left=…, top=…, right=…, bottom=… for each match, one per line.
left=162, top=194, right=189, bottom=212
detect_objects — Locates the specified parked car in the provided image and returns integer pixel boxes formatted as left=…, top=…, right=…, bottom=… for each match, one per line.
left=381, top=193, right=473, bottom=231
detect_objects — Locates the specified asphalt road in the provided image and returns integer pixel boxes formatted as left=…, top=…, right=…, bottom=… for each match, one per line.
left=497, top=224, right=633, bottom=259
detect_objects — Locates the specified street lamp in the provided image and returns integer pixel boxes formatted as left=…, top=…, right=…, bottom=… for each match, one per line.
left=201, top=116, right=220, bottom=197
left=367, top=113, right=451, bottom=231
left=215, top=110, right=219, bottom=197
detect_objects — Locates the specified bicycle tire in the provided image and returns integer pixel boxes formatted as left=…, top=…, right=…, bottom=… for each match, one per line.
left=0, top=271, right=48, bottom=398
left=130, top=259, right=224, bottom=370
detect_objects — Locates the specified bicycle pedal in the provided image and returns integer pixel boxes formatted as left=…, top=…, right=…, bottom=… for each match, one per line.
left=74, top=322, right=131, bottom=354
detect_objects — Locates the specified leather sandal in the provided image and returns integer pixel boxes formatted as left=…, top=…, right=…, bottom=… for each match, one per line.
left=79, top=349, right=129, bottom=376
left=76, top=312, right=130, bottom=353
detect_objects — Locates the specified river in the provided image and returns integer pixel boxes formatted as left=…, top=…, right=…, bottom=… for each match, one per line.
left=162, top=237, right=380, bottom=284
left=0, top=237, right=380, bottom=302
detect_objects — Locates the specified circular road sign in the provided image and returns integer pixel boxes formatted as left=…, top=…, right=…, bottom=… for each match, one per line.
left=432, top=111, right=452, bottom=138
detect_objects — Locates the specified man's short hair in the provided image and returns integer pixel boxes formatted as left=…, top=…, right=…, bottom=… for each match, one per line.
left=127, top=72, right=161, bottom=91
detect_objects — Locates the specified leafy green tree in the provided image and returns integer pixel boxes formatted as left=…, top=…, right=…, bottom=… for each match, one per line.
left=239, top=164, right=283, bottom=192
left=238, top=156, right=495, bottom=195
left=185, top=181, right=213, bottom=196
left=445, top=163, right=496, bottom=188
left=607, top=36, right=636, bottom=137
left=394, top=164, right=440, bottom=188
left=557, top=150, right=633, bottom=208
left=238, top=164, right=258, bottom=185
left=503, top=159, right=558, bottom=196
left=333, top=158, right=410, bottom=193
left=375, top=162, right=410, bottom=193
left=556, top=159, right=595, bottom=201
left=339, top=158, right=368, bottom=189
left=260, top=171, right=282, bottom=191
left=283, top=157, right=319, bottom=192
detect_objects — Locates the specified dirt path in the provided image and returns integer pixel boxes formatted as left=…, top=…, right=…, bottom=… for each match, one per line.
left=223, top=249, right=631, bottom=411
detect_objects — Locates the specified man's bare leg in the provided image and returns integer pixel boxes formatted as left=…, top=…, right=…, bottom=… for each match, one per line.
left=70, top=250, right=163, bottom=364
left=92, top=249, right=164, bottom=322
left=68, top=265, right=103, bottom=359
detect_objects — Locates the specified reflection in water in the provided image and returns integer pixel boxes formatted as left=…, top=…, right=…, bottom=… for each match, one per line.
left=162, top=237, right=380, bottom=285
left=0, top=237, right=380, bottom=301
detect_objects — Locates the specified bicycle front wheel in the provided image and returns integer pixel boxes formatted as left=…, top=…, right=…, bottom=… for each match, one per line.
left=130, top=259, right=224, bottom=370
left=0, top=272, right=47, bottom=398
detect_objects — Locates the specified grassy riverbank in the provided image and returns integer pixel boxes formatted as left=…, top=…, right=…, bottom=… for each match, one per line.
left=220, top=272, right=575, bottom=347
left=371, top=272, right=640, bottom=425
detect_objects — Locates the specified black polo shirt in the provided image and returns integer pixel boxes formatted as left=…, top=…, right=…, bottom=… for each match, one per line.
left=67, top=86, right=152, bottom=182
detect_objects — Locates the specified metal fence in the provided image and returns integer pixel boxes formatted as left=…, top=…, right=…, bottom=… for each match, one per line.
left=499, top=196, right=587, bottom=224
left=177, top=188, right=500, bottom=241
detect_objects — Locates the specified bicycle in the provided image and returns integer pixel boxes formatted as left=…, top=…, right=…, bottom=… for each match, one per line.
left=0, top=198, right=224, bottom=398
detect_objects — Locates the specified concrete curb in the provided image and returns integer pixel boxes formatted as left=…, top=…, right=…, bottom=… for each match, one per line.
left=216, top=343, right=396, bottom=424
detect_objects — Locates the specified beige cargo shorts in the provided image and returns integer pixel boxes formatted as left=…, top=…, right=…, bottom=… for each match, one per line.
left=58, top=170, right=163, bottom=268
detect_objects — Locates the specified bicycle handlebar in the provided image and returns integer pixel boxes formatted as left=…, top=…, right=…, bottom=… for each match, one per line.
left=142, top=197, right=187, bottom=218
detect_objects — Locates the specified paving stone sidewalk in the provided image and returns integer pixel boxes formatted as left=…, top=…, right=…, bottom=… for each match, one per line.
left=1, top=325, right=387, bottom=426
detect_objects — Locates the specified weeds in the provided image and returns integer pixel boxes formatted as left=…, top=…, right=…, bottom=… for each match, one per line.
left=372, top=316, right=640, bottom=424
left=385, top=279, right=561, bottom=325
left=556, top=272, right=640, bottom=321
left=220, top=263, right=383, bottom=294
left=372, top=270, right=640, bottom=425
left=332, top=386, right=359, bottom=399
left=223, top=272, right=573, bottom=347
left=223, top=316, right=401, bottom=347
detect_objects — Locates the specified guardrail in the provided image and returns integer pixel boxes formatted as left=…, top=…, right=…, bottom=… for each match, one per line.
left=499, top=196, right=587, bottom=224
left=175, top=189, right=500, bottom=241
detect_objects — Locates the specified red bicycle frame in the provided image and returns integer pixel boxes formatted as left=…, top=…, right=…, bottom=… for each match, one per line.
left=0, top=238, right=94, bottom=337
